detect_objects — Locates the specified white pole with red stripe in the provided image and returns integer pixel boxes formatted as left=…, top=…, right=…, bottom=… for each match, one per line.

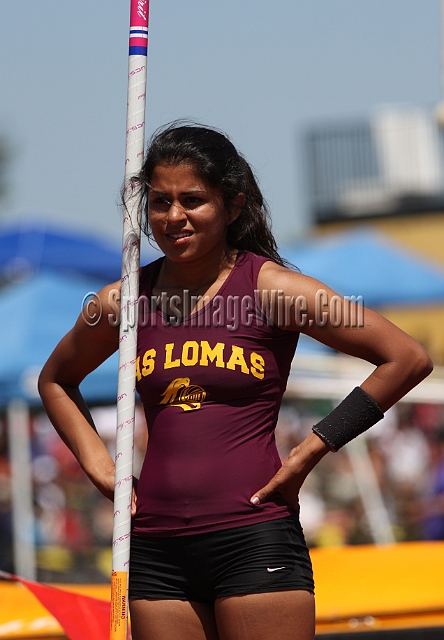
left=110, top=2, right=149, bottom=638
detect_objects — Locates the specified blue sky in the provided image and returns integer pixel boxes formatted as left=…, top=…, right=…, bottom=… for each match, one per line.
left=0, top=1, right=442, bottom=251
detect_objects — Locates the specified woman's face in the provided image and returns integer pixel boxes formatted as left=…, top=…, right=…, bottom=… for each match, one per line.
left=148, top=163, right=234, bottom=264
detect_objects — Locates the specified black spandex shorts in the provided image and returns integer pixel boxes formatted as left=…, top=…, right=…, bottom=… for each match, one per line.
left=128, top=515, right=314, bottom=603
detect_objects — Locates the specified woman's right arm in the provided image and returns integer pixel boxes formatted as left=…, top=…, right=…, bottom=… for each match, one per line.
left=38, top=282, right=121, bottom=501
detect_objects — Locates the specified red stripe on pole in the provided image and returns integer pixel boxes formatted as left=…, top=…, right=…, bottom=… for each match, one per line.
left=131, top=0, right=149, bottom=26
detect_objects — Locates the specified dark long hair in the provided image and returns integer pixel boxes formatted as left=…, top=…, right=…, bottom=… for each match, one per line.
left=127, top=121, right=291, bottom=267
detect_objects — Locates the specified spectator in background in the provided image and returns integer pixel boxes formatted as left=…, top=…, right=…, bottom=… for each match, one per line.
left=420, top=427, right=444, bottom=540
left=0, top=455, right=13, bottom=572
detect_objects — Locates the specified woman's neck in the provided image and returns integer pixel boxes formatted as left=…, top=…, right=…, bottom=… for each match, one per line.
left=157, top=246, right=238, bottom=292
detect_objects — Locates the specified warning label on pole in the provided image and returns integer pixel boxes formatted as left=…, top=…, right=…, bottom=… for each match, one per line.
left=110, top=571, right=128, bottom=640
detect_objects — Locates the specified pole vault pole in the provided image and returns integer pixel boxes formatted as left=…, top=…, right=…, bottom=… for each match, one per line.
left=111, top=2, right=149, bottom=639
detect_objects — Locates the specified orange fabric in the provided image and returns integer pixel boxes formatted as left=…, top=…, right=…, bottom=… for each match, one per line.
left=0, top=572, right=129, bottom=640
left=22, top=579, right=110, bottom=640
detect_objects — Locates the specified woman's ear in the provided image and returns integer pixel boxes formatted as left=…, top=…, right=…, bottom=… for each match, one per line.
left=229, top=192, right=246, bottom=223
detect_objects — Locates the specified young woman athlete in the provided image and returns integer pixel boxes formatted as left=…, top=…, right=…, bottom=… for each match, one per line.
left=38, top=123, right=433, bottom=640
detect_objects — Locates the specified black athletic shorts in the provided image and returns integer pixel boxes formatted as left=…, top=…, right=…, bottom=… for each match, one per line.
left=128, top=514, right=314, bottom=603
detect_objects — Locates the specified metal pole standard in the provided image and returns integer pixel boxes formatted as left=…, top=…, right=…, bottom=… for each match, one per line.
left=110, top=2, right=149, bottom=639
left=346, top=438, right=396, bottom=545
left=7, top=399, right=36, bottom=581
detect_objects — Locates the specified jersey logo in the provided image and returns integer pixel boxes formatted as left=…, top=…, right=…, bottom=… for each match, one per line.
left=159, top=377, right=206, bottom=411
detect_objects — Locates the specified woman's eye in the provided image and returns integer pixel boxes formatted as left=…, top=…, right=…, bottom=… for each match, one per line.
left=150, top=197, right=170, bottom=209
left=148, top=195, right=204, bottom=211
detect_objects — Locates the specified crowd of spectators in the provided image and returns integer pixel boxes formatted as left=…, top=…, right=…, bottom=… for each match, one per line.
left=0, top=399, right=443, bottom=583
left=277, top=400, right=444, bottom=547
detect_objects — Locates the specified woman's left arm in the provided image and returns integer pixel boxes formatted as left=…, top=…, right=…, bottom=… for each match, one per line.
left=250, top=262, right=433, bottom=509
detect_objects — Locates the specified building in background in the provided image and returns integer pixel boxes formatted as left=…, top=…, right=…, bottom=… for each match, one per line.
left=304, top=106, right=444, bottom=364
left=306, top=106, right=444, bottom=224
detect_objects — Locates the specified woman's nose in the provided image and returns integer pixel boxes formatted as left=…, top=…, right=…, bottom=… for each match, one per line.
left=167, top=201, right=186, bottom=221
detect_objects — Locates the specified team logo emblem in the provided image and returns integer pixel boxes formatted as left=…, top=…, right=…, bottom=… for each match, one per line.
left=160, top=377, right=206, bottom=411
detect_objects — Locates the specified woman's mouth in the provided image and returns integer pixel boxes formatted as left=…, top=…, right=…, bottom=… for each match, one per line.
left=167, top=231, right=192, bottom=239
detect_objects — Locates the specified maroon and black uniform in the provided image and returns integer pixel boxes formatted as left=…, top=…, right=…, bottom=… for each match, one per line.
left=133, top=250, right=299, bottom=537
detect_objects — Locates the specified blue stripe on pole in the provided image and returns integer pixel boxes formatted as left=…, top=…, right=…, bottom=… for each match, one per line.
left=129, top=46, right=148, bottom=55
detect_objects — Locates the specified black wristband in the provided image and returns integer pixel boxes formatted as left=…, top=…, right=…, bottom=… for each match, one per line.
left=312, top=387, right=383, bottom=451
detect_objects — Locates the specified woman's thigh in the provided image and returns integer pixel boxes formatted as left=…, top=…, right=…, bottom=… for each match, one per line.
left=215, top=590, right=315, bottom=640
left=130, top=598, right=220, bottom=640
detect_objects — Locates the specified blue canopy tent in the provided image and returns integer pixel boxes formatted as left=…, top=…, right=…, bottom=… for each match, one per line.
left=0, top=271, right=119, bottom=408
left=0, top=220, right=157, bottom=284
left=281, top=228, right=444, bottom=356
left=281, top=229, right=444, bottom=307
left=0, top=270, right=122, bottom=579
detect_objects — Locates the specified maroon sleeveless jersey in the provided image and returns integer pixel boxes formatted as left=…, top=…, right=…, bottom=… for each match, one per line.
left=133, top=251, right=299, bottom=536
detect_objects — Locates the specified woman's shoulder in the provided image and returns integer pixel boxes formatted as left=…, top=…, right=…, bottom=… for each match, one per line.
left=256, top=258, right=324, bottom=296
left=95, top=280, right=121, bottom=311
left=236, top=250, right=274, bottom=276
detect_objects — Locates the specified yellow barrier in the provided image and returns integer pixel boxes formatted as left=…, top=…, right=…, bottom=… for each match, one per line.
left=312, top=541, right=444, bottom=634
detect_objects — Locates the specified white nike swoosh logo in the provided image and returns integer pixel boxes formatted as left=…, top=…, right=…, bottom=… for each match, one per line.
left=267, top=567, right=286, bottom=572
